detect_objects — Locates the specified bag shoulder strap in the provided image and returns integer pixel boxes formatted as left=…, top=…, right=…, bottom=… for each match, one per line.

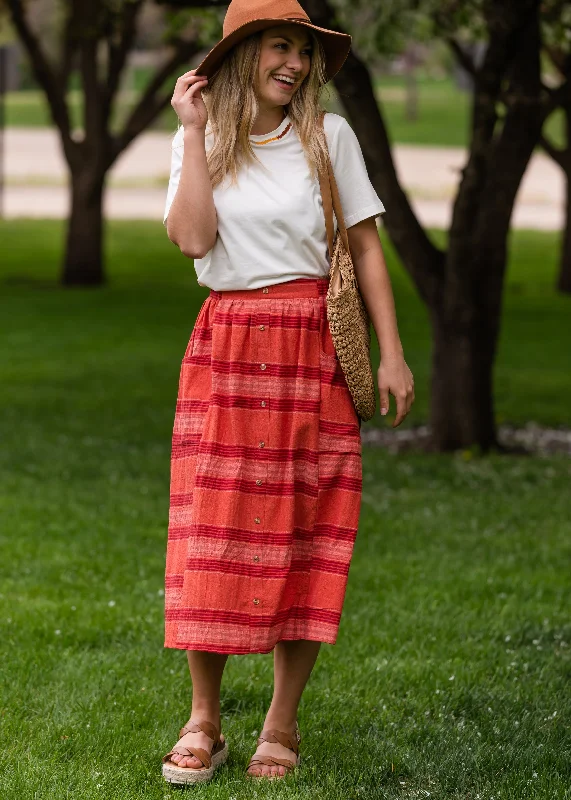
left=317, top=111, right=350, bottom=257
left=318, top=156, right=335, bottom=258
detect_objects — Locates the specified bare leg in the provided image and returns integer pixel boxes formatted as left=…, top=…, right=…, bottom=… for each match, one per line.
left=169, top=651, right=228, bottom=769
left=247, top=640, right=321, bottom=778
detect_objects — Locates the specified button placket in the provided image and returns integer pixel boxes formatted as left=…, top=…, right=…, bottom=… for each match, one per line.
left=256, top=307, right=271, bottom=415
left=250, top=304, right=271, bottom=621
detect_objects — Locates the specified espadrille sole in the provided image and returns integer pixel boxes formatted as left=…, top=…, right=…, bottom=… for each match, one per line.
left=162, top=740, right=229, bottom=785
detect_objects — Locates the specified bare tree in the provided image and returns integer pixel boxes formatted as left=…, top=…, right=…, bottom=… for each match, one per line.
left=2, top=0, right=226, bottom=286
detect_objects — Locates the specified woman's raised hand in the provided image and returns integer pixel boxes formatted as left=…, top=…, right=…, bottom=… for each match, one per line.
left=171, top=69, right=209, bottom=131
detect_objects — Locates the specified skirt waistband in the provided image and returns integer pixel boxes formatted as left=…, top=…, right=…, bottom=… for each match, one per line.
left=210, top=277, right=329, bottom=301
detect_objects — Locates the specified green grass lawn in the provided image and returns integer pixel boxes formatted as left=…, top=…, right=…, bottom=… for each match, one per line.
left=6, top=77, right=564, bottom=149
left=0, top=222, right=570, bottom=799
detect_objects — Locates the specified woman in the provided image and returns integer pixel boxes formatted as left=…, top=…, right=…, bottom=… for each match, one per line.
left=161, top=0, right=414, bottom=785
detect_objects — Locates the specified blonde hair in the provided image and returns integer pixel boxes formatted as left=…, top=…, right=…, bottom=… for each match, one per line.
left=202, top=28, right=330, bottom=188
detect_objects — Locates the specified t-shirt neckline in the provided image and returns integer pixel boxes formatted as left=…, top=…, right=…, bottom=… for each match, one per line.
left=249, top=113, right=291, bottom=144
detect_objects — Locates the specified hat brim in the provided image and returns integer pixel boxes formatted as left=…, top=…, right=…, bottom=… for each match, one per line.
left=194, top=18, right=351, bottom=83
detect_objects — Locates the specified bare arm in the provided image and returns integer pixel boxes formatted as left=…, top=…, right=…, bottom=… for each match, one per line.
left=347, top=217, right=415, bottom=427
left=166, top=70, right=217, bottom=259
left=166, top=128, right=218, bottom=258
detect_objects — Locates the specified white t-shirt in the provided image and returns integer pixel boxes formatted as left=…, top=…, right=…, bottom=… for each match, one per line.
left=163, top=111, right=385, bottom=291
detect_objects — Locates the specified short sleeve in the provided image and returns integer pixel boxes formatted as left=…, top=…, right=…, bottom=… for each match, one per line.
left=163, top=126, right=184, bottom=225
left=326, top=114, right=385, bottom=228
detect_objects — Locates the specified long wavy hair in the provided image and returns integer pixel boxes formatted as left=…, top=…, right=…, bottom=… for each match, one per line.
left=201, top=28, right=330, bottom=189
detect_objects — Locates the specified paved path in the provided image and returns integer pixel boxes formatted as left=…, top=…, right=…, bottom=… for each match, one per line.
left=2, top=128, right=564, bottom=229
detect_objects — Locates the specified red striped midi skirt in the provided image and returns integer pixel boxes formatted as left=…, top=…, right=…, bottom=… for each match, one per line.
left=164, top=277, right=362, bottom=654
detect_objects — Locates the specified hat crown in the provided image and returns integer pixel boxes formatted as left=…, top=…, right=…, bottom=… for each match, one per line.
left=223, top=0, right=309, bottom=37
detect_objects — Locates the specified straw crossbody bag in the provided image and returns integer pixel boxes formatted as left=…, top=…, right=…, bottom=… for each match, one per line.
left=317, top=115, right=377, bottom=421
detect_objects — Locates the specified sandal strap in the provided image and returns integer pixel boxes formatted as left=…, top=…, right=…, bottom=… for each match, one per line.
left=257, top=727, right=299, bottom=755
left=162, top=744, right=212, bottom=769
left=163, top=718, right=222, bottom=768
left=179, top=719, right=219, bottom=744
left=248, top=754, right=298, bottom=771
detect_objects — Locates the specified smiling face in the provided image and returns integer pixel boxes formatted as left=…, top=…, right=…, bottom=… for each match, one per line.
left=256, top=24, right=313, bottom=110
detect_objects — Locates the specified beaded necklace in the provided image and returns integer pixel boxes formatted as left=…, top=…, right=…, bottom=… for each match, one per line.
left=251, top=110, right=291, bottom=146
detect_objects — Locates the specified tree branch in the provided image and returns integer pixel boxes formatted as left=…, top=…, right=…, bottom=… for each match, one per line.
left=79, top=32, right=105, bottom=143
left=110, top=37, right=203, bottom=162
left=471, top=3, right=546, bottom=285
left=446, top=37, right=477, bottom=77
left=105, top=0, right=145, bottom=111
left=5, top=0, right=74, bottom=155
left=302, top=0, right=445, bottom=305
left=59, top=6, right=78, bottom=93
left=448, top=1, right=539, bottom=252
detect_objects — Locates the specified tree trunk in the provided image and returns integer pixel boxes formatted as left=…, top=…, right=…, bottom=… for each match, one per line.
left=429, top=308, right=497, bottom=451
left=428, top=4, right=544, bottom=451
left=558, top=175, right=571, bottom=293
left=63, top=168, right=106, bottom=286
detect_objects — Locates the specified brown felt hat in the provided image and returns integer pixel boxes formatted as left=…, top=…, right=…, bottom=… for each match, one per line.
left=194, top=0, right=352, bottom=82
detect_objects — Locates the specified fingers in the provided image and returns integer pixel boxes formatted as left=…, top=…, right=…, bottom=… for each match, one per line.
left=407, top=372, right=415, bottom=414
left=172, top=72, right=208, bottom=102
left=186, top=79, right=208, bottom=100
left=177, top=68, right=204, bottom=80
left=179, top=75, right=208, bottom=89
left=175, top=69, right=208, bottom=85
left=379, top=385, right=390, bottom=417
left=392, top=390, right=408, bottom=428
left=389, top=379, right=415, bottom=427
left=379, top=363, right=415, bottom=427
left=174, top=76, right=208, bottom=95
left=405, top=379, right=414, bottom=414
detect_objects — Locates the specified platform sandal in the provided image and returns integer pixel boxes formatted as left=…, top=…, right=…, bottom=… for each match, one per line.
left=246, top=721, right=301, bottom=780
left=162, top=719, right=228, bottom=785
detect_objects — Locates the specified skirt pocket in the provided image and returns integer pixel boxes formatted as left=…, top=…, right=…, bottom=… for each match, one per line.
left=172, top=298, right=214, bottom=451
